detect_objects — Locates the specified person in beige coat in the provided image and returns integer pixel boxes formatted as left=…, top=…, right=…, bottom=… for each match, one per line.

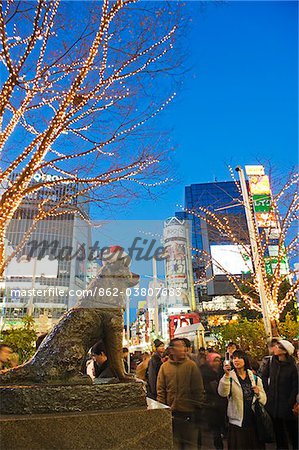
left=218, top=349, right=267, bottom=450
left=157, top=338, right=205, bottom=450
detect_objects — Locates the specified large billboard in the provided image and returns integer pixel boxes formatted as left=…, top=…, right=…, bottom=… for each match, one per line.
left=210, top=244, right=252, bottom=276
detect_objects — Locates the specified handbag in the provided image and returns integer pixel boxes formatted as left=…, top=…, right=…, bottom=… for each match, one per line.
left=253, top=399, right=275, bottom=443
left=252, top=375, right=275, bottom=444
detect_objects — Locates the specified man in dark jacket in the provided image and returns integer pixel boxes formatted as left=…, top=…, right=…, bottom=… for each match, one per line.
left=200, top=353, right=227, bottom=450
left=91, top=341, right=115, bottom=379
left=147, top=339, right=165, bottom=400
left=262, top=339, right=298, bottom=450
left=122, top=347, right=129, bottom=373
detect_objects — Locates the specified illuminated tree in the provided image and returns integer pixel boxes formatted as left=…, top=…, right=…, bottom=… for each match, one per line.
left=180, top=170, right=299, bottom=337
left=0, top=0, right=181, bottom=276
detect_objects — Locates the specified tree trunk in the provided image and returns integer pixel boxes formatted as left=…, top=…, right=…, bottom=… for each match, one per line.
left=270, top=318, right=280, bottom=338
left=0, top=222, right=6, bottom=279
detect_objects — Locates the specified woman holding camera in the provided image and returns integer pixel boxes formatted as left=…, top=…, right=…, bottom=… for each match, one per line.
left=218, top=349, right=267, bottom=450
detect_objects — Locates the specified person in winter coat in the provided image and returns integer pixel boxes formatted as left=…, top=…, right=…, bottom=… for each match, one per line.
left=262, top=339, right=298, bottom=450
left=135, top=352, right=151, bottom=381
left=122, top=347, right=130, bottom=373
left=258, top=338, right=279, bottom=377
left=200, top=353, right=227, bottom=450
left=157, top=338, right=205, bottom=450
left=218, top=349, right=267, bottom=450
left=147, top=339, right=165, bottom=400
left=88, top=341, right=115, bottom=379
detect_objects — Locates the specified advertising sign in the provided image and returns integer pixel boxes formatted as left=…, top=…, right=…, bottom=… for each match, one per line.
left=168, top=312, right=200, bottom=339
left=246, top=165, right=290, bottom=279
left=248, top=175, right=271, bottom=195
left=246, top=169, right=278, bottom=229
left=245, top=165, right=265, bottom=176
left=210, top=245, right=252, bottom=275
left=252, top=194, right=272, bottom=213
left=138, top=300, right=146, bottom=310
left=265, top=245, right=289, bottom=275
left=255, top=211, right=278, bottom=229
left=163, top=218, right=192, bottom=307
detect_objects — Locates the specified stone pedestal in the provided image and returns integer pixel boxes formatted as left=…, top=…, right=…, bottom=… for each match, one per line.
left=0, top=398, right=173, bottom=450
left=0, top=381, right=173, bottom=450
left=0, top=382, right=146, bottom=415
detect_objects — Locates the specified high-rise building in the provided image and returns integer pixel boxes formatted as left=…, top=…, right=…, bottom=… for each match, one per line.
left=176, top=181, right=250, bottom=302
left=1, top=175, right=92, bottom=327
left=163, top=217, right=195, bottom=309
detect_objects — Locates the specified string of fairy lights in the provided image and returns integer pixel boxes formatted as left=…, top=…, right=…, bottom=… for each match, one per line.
left=0, top=1, right=176, bottom=176
left=130, top=194, right=297, bottom=322
left=0, top=2, right=61, bottom=153
left=1, top=2, right=297, bottom=324
left=0, top=0, right=176, bottom=181
left=175, top=171, right=299, bottom=322
left=1, top=1, right=175, bottom=274
left=227, top=166, right=299, bottom=316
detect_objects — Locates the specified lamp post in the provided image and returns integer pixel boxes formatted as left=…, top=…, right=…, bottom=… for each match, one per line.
left=236, top=166, right=272, bottom=339
left=27, top=257, right=37, bottom=317
left=185, top=220, right=196, bottom=311
left=126, top=293, right=130, bottom=373
left=152, top=256, right=159, bottom=335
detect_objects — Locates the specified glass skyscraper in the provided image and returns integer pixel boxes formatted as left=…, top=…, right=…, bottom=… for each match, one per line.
left=176, top=181, right=249, bottom=300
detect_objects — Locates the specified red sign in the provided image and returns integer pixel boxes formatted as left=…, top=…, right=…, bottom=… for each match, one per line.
left=168, top=312, right=200, bottom=339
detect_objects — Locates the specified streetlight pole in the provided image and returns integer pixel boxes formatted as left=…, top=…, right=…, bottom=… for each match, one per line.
left=126, top=294, right=130, bottom=373
left=152, top=256, right=159, bottom=335
left=28, top=256, right=37, bottom=316
left=0, top=287, right=5, bottom=331
left=236, top=166, right=272, bottom=339
left=185, top=221, right=196, bottom=311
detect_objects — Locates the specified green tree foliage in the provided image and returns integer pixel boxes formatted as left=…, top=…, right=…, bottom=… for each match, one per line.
left=214, top=319, right=268, bottom=361
left=215, top=315, right=298, bottom=361
left=0, top=316, right=37, bottom=364
left=279, top=313, right=299, bottom=341
left=237, top=277, right=297, bottom=321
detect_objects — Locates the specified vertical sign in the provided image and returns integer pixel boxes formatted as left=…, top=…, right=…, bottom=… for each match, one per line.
left=245, top=165, right=289, bottom=276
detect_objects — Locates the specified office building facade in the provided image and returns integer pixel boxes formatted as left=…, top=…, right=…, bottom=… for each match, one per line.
left=1, top=176, right=91, bottom=325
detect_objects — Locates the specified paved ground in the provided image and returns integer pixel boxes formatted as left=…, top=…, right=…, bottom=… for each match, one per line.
left=200, top=424, right=276, bottom=450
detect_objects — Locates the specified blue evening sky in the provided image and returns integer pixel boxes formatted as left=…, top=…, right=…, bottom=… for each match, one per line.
left=117, top=0, right=298, bottom=221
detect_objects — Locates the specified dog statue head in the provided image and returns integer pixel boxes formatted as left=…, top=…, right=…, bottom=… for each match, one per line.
left=77, top=246, right=139, bottom=308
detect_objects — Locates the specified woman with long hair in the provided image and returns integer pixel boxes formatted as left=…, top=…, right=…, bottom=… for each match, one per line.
left=218, top=349, right=267, bottom=450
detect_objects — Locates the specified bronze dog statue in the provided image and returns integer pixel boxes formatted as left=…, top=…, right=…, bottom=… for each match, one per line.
left=0, top=248, right=139, bottom=385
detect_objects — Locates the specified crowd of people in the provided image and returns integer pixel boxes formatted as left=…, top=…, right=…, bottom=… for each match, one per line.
left=1, top=335, right=298, bottom=450
left=136, top=338, right=298, bottom=450
left=82, top=336, right=298, bottom=450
